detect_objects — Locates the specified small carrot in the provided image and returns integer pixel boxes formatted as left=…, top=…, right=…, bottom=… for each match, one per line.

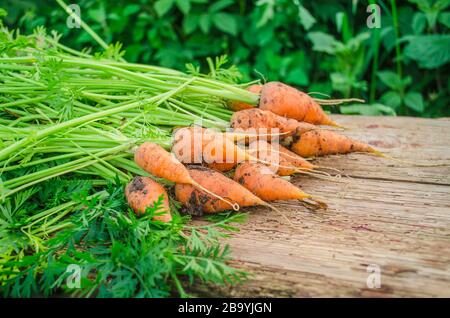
left=205, top=161, right=237, bottom=172
left=248, top=140, right=316, bottom=176
left=290, top=129, right=380, bottom=157
left=172, top=127, right=251, bottom=165
left=171, top=127, right=338, bottom=181
left=228, top=84, right=262, bottom=111
left=230, top=108, right=316, bottom=136
left=277, top=143, right=316, bottom=170
left=175, top=166, right=267, bottom=214
left=258, top=82, right=342, bottom=127
left=233, top=163, right=317, bottom=203
left=205, top=141, right=316, bottom=174
left=171, top=127, right=334, bottom=179
left=172, top=127, right=298, bottom=173
left=135, top=141, right=240, bottom=210
left=125, top=176, right=172, bottom=222
left=289, top=128, right=422, bottom=167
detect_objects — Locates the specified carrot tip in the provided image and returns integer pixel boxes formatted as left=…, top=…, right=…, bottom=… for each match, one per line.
left=370, top=150, right=446, bottom=167
left=301, top=197, right=328, bottom=211
left=328, top=120, right=346, bottom=129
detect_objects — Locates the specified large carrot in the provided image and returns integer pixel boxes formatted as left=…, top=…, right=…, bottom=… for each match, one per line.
left=290, top=129, right=380, bottom=157
left=230, top=108, right=316, bottom=136
left=174, top=166, right=268, bottom=214
left=125, top=176, right=172, bottom=222
left=228, top=84, right=262, bottom=111
left=135, top=141, right=239, bottom=210
left=258, top=82, right=341, bottom=127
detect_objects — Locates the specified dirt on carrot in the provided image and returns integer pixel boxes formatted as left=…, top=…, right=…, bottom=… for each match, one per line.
left=125, top=176, right=172, bottom=222
left=230, top=108, right=316, bottom=136
left=175, top=165, right=267, bottom=214
left=290, top=129, right=379, bottom=157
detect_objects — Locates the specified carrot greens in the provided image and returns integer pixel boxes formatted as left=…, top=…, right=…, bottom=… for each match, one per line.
left=0, top=12, right=250, bottom=297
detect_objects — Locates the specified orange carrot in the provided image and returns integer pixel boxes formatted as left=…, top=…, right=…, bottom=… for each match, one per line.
left=249, top=140, right=315, bottom=176
left=171, top=127, right=324, bottom=176
left=172, top=127, right=299, bottom=174
left=205, top=141, right=316, bottom=175
left=234, top=163, right=311, bottom=202
left=290, top=129, right=380, bottom=157
left=228, top=84, right=262, bottom=111
left=135, top=142, right=194, bottom=184
left=170, top=127, right=337, bottom=180
left=175, top=166, right=267, bottom=214
left=258, top=82, right=341, bottom=127
left=205, top=161, right=237, bottom=172
left=277, top=143, right=316, bottom=170
left=135, top=141, right=240, bottom=210
left=172, top=127, right=251, bottom=165
left=230, top=108, right=316, bottom=136
left=125, top=176, right=172, bottom=222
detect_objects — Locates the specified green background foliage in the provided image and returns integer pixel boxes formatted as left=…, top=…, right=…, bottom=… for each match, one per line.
left=3, top=0, right=449, bottom=117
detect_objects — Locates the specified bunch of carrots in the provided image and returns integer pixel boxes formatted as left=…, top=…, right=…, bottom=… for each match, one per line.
left=2, top=2, right=428, bottom=297
left=125, top=81, right=385, bottom=222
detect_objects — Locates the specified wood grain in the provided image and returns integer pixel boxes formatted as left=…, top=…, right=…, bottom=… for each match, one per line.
left=197, top=115, right=450, bottom=297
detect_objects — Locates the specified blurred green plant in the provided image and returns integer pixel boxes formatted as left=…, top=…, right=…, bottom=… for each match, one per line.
left=2, top=0, right=449, bottom=117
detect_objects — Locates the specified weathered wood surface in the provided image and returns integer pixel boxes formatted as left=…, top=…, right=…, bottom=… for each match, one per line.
left=204, top=115, right=450, bottom=297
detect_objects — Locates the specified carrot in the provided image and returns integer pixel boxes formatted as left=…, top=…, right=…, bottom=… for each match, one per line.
left=228, top=84, right=262, bottom=111
left=230, top=108, right=316, bottom=136
left=175, top=166, right=267, bottom=214
left=172, top=127, right=300, bottom=174
left=290, top=129, right=380, bottom=157
left=289, top=128, right=423, bottom=167
left=171, top=127, right=338, bottom=181
left=125, top=176, right=172, bottom=222
left=233, top=163, right=315, bottom=203
left=277, top=143, right=316, bottom=170
left=258, top=82, right=342, bottom=127
left=205, top=161, right=237, bottom=172
left=171, top=127, right=334, bottom=179
left=248, top=140, right=315, bottom=176
left=135, top=141, right=240, bottom=210
left=172, top=127, right=251, bottom=165
left=205, top=141, right=316, bottom=175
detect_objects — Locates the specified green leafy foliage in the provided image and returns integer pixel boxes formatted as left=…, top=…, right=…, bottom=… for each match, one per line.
left=1, top=179, right=247, bottom=297
left=0, top=19, right=251, bottom=297
left=377, top=69, right=426, bottom=114
left=404, top=35, right=450, bottom=68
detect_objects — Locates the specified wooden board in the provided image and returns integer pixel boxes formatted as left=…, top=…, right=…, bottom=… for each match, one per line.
left=199, top=115, right=450, bottom=297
